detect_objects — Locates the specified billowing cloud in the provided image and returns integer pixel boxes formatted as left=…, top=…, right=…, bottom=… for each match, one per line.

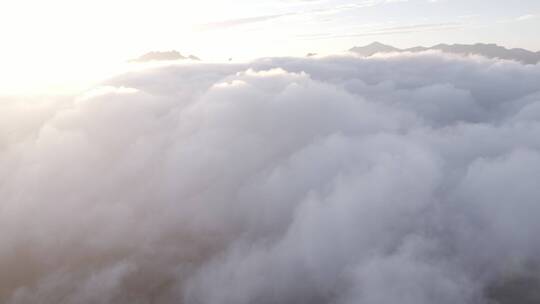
left=1, top=52, right=540, bottom=303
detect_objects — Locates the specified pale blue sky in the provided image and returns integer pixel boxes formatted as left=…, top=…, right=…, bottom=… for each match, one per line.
left=0, top=0, right=538, bottom=93
left=197, top=0, right=540, bottom=56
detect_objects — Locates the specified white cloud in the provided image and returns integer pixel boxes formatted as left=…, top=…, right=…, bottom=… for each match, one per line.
left=516, top=14, right=536, bottom=21
left=1, top=52, right=540, bottom=303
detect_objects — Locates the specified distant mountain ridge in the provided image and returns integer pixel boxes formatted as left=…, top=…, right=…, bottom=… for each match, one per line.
left=350, top=42, right=540, bottom=64
left=130, top=51, right=200, bottom=63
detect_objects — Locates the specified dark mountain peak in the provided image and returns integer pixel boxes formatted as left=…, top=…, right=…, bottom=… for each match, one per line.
left=349, top=42, right=400, bottom=56
left=474, top=42, right=497, bottom=47
left=367, top=41, right=391, bottom=47
left=129, top=50, right=201, bottom=63
left=433, top=43, right=450, bottom=48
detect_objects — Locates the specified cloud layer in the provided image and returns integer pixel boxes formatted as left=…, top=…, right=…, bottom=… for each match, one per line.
left=1, top=52, right=540, bottom=303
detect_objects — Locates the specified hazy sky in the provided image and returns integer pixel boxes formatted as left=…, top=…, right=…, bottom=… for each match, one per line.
left=1, top=0, right=539, bottom=93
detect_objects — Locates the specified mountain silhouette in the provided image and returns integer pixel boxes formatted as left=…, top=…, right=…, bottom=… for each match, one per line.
left=350, top=42, right=540, bottom=64
left=129, top=50, right=201, bottom=62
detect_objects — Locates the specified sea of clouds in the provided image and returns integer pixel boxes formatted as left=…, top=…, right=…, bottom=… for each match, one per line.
left=1, top=52, right=540, bottom=303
